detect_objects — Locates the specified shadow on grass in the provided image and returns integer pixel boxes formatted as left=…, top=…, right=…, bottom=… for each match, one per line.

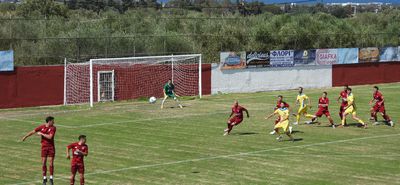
left=293, top=138, right=303, bottom=142
left=231, top=132, right=258, bottom=136
left=168, top=105, right=188, bottom=109
left=291, top=130, right=304, bottom=134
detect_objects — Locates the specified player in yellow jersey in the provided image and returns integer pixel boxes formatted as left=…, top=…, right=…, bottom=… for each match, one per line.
left=340, top=88, right=367, bottom=128
left=293, top=87, right=314, bottom=125
left=265, top=102, right=294, bottom=142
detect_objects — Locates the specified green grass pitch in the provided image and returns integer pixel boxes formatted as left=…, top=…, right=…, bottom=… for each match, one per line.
left=1, top=83, right=399, bottom=185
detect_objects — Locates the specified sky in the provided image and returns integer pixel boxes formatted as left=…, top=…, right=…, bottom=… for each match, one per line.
left=261, top=0, right=399, bottom=4
left=157, top=0, right=400, bottom=4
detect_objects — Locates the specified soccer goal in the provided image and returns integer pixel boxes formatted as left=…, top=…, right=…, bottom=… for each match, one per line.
left=64, top=54, right=202, bottom=107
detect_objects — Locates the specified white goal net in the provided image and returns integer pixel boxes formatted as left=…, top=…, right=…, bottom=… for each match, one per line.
left=64, top=54, right=202, bottom=107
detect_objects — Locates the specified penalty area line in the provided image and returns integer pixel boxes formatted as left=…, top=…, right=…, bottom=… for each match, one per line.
left=9, top=133, right=400, bottom=185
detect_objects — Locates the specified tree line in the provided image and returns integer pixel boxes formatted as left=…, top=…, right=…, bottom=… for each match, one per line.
left=0, top=0, right=399, bottom=65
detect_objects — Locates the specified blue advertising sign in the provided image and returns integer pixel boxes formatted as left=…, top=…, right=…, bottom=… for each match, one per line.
left=379, top=47, right=399, bottom=62
left=220, top=52, right=246, bottom=70
left=294, top=49, right=316, bottom=65
left=269, top=50, right=294, bottom=67
left=338, top=48, right=358, bottom=64
left=0, top=50, right=14, bottom=71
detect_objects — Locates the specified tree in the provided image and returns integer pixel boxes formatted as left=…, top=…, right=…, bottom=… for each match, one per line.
left=17, top=0, right=68, bottom=18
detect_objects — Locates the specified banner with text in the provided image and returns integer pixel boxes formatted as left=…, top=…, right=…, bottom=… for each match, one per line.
left=379, top=47, right=399, bottom=62
left=220, top=52, right=246, bottom=70
left=246, top=51, right=270, bottom=68
left=359, top=47, right=379, bottom=63
left=0, top=50, right=14, bottom=71
left=338, top=48, right=358, bottom=64
left=316, top=49, right=338, bottom=65
left=294, top=49, right=316, bottom=66
left=270, top=50, right=294, bottom=67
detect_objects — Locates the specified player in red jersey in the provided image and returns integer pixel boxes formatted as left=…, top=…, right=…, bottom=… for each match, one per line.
left=67, top=135, right=89, bottom=185
left=369, top=86, right=394, bottom=127
left=270, top=95, right=292, bottom=135
left=307, top=92, right=335, bottom=128
left=337, top=85, right=348, bottom=125
left=224, top=100, right=250, bottom=136
left=21, top=116, right=56, bottom=185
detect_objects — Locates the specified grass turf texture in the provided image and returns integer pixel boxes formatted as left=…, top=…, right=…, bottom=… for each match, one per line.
left=1, top=83, right=399, bottom=185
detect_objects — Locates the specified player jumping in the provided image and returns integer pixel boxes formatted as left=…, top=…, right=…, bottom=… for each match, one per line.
left=67, top=135, right=89, bottom=185
left=265, top=102, right=294, bottom=142
left=161, top=79, right=183, bottom=109
left=307, top=92, right=335, bottom=128
left=293, top=87, right=314, bottom=125
left=369, top=86, right=394, bottom=127
left=340, top=88, right=367, bottom=128
left=224, top=100, right=250, bottom=136
left=337, top=85, right=349, bottom=125
left=270, top=95, right=292, bottom=135
left=21, top=116, right=57, bottom=185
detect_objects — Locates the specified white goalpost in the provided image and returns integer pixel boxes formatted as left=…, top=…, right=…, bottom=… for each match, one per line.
left=64, top=54, right=202, bottom=107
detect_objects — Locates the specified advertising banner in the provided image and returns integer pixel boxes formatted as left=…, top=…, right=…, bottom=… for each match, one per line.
left=269, top=50, right=294, bottom=67
left=379, top=46, right=399, bottom=62
left=359, top=47, right=379, bottom=63
left=316, top=49, right=338, bottom=65
left=338, top=48, right=358, bottom=64
left=220, top=52, right=246, bottom=70
left=246, top=51, right=270, bottom=67
left=294, top=49, right=316, bottom=66
left=0, top=50, right=14, bottom=71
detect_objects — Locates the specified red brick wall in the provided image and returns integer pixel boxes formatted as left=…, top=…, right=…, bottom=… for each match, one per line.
left=201, top=64, right=212, bottom=95
left=0, top=64, right=212, bottom=109
left=332, top=62, right=400, bottom=86
left=0, top=66, right=64, bottom=109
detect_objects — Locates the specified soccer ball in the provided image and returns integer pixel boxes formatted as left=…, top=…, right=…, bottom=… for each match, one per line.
left=149, top=96, right=157, bottom=104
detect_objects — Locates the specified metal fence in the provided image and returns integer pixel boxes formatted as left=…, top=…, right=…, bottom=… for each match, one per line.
left=0, top=17, right=399, bottom=65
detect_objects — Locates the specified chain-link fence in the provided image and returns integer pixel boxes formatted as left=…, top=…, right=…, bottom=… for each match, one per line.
left=0, top=17, right=399, bottom=65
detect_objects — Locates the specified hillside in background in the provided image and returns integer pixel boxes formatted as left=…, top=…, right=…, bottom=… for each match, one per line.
left=0, top=0, right=399, bottom=65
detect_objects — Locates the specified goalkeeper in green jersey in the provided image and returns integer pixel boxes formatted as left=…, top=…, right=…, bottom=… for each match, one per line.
left=161, top=79, right=183, bottom=109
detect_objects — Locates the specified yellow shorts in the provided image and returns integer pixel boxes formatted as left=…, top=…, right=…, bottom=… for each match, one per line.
left=344, top=106, right=357, bottom=115
left=274, top=120, right=289, bottom=133
left=298, top=106, right=308, bottom=114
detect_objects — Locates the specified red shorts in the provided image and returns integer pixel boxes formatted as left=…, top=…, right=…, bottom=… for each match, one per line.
left=41, top=146, right=55, bottom=157
left=339, top=104, right=346, bottom=113
left=71, top=163, right=85, bottom=174
left=373, top=104, right=385, bottom=113
left=228, top=117, right=243, bottom=125
left=315, top=109, right=330, bottom=117
left=274, top=117, right=280, bottom=125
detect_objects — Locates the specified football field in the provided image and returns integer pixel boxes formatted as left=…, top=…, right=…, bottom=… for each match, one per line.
left=1, top=83, right=400, bottom=185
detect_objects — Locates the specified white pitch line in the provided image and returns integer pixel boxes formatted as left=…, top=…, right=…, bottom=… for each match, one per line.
left=4, top=107, right=267, bottom=129
left=9, top=133, right=400, bottom=185
left=0, top=116, right=71, bottom=128
left=244, top=154, right=400, bottom=157
left=59, top=107, right=268, bottom=128
left=0, top=108, right=91, bottom=120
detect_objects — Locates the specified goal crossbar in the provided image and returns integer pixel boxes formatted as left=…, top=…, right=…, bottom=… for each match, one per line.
left=65, top=54, right=202, bottom=107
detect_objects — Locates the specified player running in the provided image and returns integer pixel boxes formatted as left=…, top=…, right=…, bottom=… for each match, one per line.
left=265, top=102, right=295, bottom=142
left=369, top=86, right=394, bottom=127
left=270, top=95, right=292, bottom=135
left=161, top=79, right=183, bottom=109
left=224, top=100, right=250, bottom=136
left=21, top=116, right=56, bottom=185
left=67, top=135, right=89, bottom=185
left=340, top=88, right=367, bottom=128
left=307, top=92, right=335, bottom=128
left=337, top=85, right=349, bottom=125
left=293, top=87, right=314, bottom=125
